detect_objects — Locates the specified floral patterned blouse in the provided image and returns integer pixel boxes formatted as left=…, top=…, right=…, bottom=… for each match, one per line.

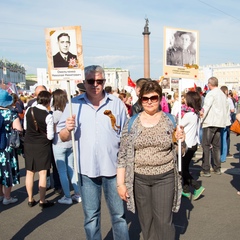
left=118, top=112, right=176, bottom=213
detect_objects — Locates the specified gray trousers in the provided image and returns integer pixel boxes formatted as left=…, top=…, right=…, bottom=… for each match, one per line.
left=202, top=127, right=222, bottom=172
left=134, top=170, right=175, bottom=240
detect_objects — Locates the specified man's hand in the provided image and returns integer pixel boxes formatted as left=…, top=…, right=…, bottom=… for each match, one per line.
left=66, top=114, right=76, bottom=132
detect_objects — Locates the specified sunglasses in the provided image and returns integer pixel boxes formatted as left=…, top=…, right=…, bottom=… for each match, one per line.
left=86, top=79, right=106, bottom=85
left=141, top=95, right=159, bottom=103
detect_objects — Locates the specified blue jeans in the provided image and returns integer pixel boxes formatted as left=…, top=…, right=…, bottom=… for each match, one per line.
left=226, top=126, right=230, bottom=155
left=80, top=174, right=129, bottom=240
left=221, top=127, right=227, bottom=162
left=199, top=126, right=203, bottom=144
left=52, top=145, right=80, bottom=198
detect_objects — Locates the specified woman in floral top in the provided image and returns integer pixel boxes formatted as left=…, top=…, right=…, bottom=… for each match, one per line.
left=0, top=89, right=22, bottom=205
left=117, top=81, right=185, bottom=240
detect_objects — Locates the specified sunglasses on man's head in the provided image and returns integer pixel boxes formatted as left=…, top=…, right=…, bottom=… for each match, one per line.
left=86, top=79, right=106, bottom=85
left=141, top=95, right=159, bottom=103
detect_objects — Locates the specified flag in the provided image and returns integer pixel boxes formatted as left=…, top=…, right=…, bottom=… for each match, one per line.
left=188, top=83, right=197, bottom=92
left=128, top=77, right=136, bottom=88
left=203, top=84, right=208, bottom=92
left=7, top=82, right=18, bottom=94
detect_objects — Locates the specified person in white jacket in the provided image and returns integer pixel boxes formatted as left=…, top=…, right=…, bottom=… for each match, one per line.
left=200, top=77, right=228, bottom=177
left=220, top=86, right=233, bottom=163
left=181, top=91, right=205, bottom=200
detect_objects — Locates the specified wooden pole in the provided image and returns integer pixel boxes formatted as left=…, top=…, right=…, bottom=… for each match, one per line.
left=66, top=80, right=78, bottom=182
left=178, top=79, right=182, bottom=172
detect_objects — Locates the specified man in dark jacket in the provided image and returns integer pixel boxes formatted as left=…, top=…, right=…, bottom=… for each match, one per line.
left=131, top=78, right=151, bottom=116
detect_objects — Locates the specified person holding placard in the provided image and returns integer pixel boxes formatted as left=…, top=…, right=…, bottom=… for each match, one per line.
left=57, top=65, right=129, bottom=240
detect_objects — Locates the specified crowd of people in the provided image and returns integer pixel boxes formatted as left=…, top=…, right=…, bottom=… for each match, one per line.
left=0, top=66, right=239, bottom=239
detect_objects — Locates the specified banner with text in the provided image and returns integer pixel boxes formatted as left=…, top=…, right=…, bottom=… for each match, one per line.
left=163, top=27, right=199, bottom=79
left=45, top=26, right=84, bottom=81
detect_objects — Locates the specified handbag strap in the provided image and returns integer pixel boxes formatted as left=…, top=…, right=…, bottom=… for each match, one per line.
left=30, top=107, right=47, bottom=136
left=31, top=107, right=39, bottom=131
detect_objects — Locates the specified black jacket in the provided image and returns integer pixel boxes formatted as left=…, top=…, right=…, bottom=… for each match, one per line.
left=53, top=52, right=77, bottom=68
left=130, top=102, right=143, bottom=116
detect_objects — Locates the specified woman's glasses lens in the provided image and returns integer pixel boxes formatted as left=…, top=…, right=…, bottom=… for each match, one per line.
left=86, top=79, right=105, bottom=85
left=142, top=95, right=159, bottom=103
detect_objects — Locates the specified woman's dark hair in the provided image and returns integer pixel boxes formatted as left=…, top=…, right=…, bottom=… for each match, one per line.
left=185, top=91, right=202, bottom=114
left=104, top=86, right=112, bottom=93
left=11, top=93, right=18, bottom=105
left=52, top=89, right=68, bottom=112
left=119, top=92, right=126, bottom=101
left=138, top=80, right=162, bottom=107
left=37, top=91, right=51, bottom=107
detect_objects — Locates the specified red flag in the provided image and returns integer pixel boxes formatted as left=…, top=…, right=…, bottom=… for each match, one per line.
left=203, top=84, right=208, bottom=92
left=188, top=83, right=197, bottom=92
left=128, top=77, right=136, bottom=88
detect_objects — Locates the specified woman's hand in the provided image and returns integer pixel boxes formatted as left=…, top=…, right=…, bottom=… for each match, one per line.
left=175, top=125, right=185, bottom=142
left=117, top=184, right=129, bottom=202
left=175, top=125, right=187, bottom=155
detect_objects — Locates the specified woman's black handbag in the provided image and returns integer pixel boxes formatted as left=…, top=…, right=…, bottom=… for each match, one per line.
left=9, top=129, right=21, bottom=148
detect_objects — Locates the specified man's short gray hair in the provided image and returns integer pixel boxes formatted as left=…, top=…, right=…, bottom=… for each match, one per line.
left=208, top=77, right=218, bottom=87
left=84, top=65, right=105, bottom=79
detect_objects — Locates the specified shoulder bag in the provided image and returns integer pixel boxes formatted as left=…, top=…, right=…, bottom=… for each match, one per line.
left=0, top=112, right=7, bottom=150
left=9, top=113, right=21, bottom=148
left=9, top=128, right=21, bottom=148
left=230, top=119, right=240, bottom=135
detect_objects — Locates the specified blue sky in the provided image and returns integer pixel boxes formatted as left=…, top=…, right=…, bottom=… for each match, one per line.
left=1, top=0, right=240, bottom=80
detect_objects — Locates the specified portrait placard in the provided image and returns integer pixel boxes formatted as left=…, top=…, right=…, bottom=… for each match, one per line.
left=163, top=27, right=199, bottom=79
left=160, top=77, right=171, bottom=93
left=171, top=77, right=180, bottom=91
left=45, top=26, right=84, bottom=81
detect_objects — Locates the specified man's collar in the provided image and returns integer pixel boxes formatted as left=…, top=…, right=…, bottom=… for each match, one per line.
left=75, top=91, right=114, bottom=102
left=60, top=52, right=68, bottom=59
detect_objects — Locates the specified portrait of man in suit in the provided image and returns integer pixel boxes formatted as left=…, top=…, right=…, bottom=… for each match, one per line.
left=53, top=32, right=78, bottom=68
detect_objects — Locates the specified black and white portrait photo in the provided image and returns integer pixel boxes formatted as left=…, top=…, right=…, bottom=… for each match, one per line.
left=163, top=27, right=199, bottom=79
left=53, top=32, right=77, bottom=68
left=51, top=30, right=78, bottom=68
left=161, top=78, right=170, bottom=90
left=165, top=28, right=197, bottom=67
left=45, top=26, right=84, bottom=81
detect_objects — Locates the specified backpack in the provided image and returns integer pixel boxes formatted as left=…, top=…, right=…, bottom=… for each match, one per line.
left=0, top=113, right=7, bottom=150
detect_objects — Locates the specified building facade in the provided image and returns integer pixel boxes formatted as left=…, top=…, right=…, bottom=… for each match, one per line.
left=0, top=60, right=26, bottom=88
left=104, top=68, right=129, bottom=91
left=199, top=62, right=240, bottom=91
